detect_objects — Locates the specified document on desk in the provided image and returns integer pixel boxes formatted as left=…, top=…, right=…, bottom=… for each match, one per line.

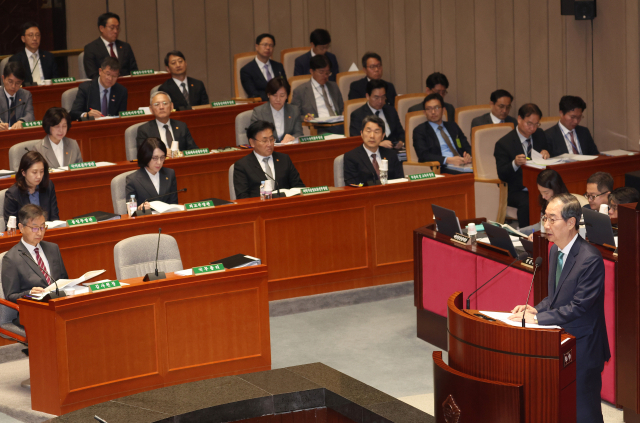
left=601, top=149, right=637, bottom=156
left=310, top=116, right=344, bottom=124
left=31, top=269, right=106, bottom=300
left=479, top=311, right=561, bottom=329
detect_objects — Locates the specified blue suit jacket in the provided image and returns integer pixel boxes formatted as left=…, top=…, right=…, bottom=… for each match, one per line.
left=535, top=235, right=611, bottom=369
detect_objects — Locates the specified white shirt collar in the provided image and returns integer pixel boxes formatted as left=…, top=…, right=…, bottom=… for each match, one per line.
left=21, top=238, right=42, bottom=254
left=100, top=36, right=115, bottom=48
left=4, top=87, right=15, bottom=101
left=363, top=144, right=381, bottom=159
left=25, top=48, right=39, bottom=58
left=173, top=77, right=188, bottom=90
left=144, top=167, right=161, bottom=194
left=558, top=121, right=573, bottom=135
left=490, top=112, right=502, bottom=124
left=255, top=56, right=269, bottom=66
left=367, top=103, right=382, bottom=113
left=270, top=104, right=284, bottom=116
left=310, top=77, right=324, bottom=90
left=49, top=135, right=64, bottom=157
left=253, top=150, right=272, bottom=161
left=310, top=49, right=316, bottom=57
left=558, top=233, right=580, bottom=259
left=516, top=127, right=529, bottom=143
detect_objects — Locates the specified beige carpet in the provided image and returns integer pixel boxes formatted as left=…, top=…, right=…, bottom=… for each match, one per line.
left=0, top=359, right=52, bottom=423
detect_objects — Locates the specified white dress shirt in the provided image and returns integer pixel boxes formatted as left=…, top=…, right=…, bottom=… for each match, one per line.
left=270, top=105, right=285, bottom=141
left=310, top=49, right=316, bottom=58
left=310, top=78, right=336, bottom=118
left=558, top=122, right=582, bottom=155
left=26, top=48, right=44, bottom=84
left=253, top=151, right=276, bottom=182
left=558, top=233, right=580, bottom=267
left=363, top=145, right=381, bottom=165
left=145, top=167, right=161, bottom=195
left=21, top=239, right=50, bottom=276
left=101, top=37, right=118, bottom=58
left=368, top=104, right=391, bottom=137
left=173, top=77, right=188, bottom=94
left=490, top=112, right=503, bottom=124
left=49, top=137, right=65, bottom=167
left=255, top=57, right=274, bottom=81
left=156, top=119, right=176, bottom=149
left=4, top=87, right=15, bottom=107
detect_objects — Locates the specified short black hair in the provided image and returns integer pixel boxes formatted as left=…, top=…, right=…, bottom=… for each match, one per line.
left=366, top=79, right=387, bottom=96
left=265, top=77, right=290, bottom=97
left=42, top=107, right=71, bottom=135
left=361, top=115, right=385, bottom=133
left=164, top=50, right=185, bottom=67
left=490, top=89, right=513, bottom=103
left=587, top=172, right=614, bottom=193
left=19, top=204, right=47, bottom=227
left=423, top=93, right=444, bottom=108
left=137, top=138, right=167, bottom=168
left=361, top=52, right=382, bottom=69
left=3, top=61, right=26, bottom=81
left=98, top=12, right=120, bottom=28
left=16, top=151, right=49, bottom=192
left=517, top=103, right=543, bottom=119
left=247, top=120, right=275, bottom=141
left=559, top=95, right=587, bottom=114
left=426, top=72, right=449, bottom=89
left=101, top=56, right=120, bottom=72
left=310, top=54, right=330, bottom=71
left=310, top=29, right=331, bottom=46
left=554, top=193, right=582, bottom=230
left=21, top=22, right=39, bottom=37
left=609, top=187, right=640, bottom=206
left=256, top=33, right=275, bottom=46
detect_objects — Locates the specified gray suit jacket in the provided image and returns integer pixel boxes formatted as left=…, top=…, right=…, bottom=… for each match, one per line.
left=290, top=80, right=344, bottom=117
left=470, top=113, right=517, bottom=130
left=1, top=88, right=34, bottom=124
left=32, top=136, right=83, bottom=168
left=250, top=103, right=303, bottom=140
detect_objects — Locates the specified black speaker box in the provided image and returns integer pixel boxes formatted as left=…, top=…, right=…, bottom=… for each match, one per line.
left=575, top=0, right=596, bottom=20
left=561, top=0, right=574, bottom=15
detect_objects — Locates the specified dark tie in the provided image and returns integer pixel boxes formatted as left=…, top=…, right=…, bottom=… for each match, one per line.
left=568, top=131, right=579, bottom=154
left=438, top=125, right=460, bottom=157
left=525, top=138, right=532, bottom=158
left=109, top=43, right=117, bottom=58
left=101, top=89, right=108, bottom=116
left=371, top=154, right=380, bottom=177
left=555, top=251, right=564, bottom=288
left=8, top=96, right=16, bottom=126
left=375, top=110, right=380, bottom=117
left=320, top=85, right=336, bottom=116
left=164, top=125, right=174, bottom=147
left=34, top=247, right=51, bottom=285
left=181, top=82, right=190, bottom=107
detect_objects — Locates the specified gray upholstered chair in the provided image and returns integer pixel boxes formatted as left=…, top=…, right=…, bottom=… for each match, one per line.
left=150, top=84, right=161, bottom=97
left=0, top=189, right=7, bottom=233
left=0, top=252, right=26, bottom=344
left=333, top=155, right=345, bottom=187
left=125, top=122, right=146, bottom=161
left=235, top=110, right=253, bottom=146
left=228, top=164, right=236, bottom=200
left=113, top=234, right=184, bottom=280
left=61, top=87, right=79, bottom=113
left=78, top=52, right=87, bottom=80
left=9, top=140, right=40, bottom=171
left=111, top=170, right=137, bottom=215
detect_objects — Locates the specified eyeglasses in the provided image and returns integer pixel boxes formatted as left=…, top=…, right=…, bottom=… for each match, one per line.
left=541, top=215, right=563, bottom=225
left=584, top=191, right=609, bottom=201
left=151, top=156, right=166, bottom=162
left=25, top=224, right=47, bottom=233
left=370, top=95, right=386, bottom=101
left=432, top=89, right=448, bottom=96
left=3, top=78, right=22, bottom=88
left=105, top=25, right=120, bottom=31
left=496, top=104, right=511, bottom=110
left=609, top=204, right=618, bottom=212
left=258, top=43, right=274, bottom=48
left=425, top=106, right=442, bottom=112
left=367, top=64, right=382, bottom=70
left=24, top=33, right=41, bottom=39
left=314, top=70, right=332, bottom=77
left=523, top=121, right=541, bottom=128
left=152, top=101, right=170, bottom=107
left=255, top=138, right=276, bottom=145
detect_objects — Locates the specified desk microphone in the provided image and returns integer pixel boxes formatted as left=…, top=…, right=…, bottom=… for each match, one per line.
left=143, top=228, right=166, bottom=282
left=466, top=251, right=528, bottom=309
left=254, top=164, right=284, bottom=198
left=522, top=257, right=543, bottom=327
left=133, top=188, right=187, bottom=216
left=20, top=251, right=62, bottom=297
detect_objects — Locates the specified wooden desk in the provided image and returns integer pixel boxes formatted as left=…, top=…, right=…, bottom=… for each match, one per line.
left=19, top=265, right=271, bottom=415
left=2, top=175, right=475, bottom=301
left=522, top=154, right=640, bottom=224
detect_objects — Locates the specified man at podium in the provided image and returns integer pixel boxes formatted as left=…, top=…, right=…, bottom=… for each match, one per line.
left=509, top=193, right=609, bottom=423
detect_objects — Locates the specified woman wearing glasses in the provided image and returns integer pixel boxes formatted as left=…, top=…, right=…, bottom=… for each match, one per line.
left=125, top=138, right=178, bottom=210
left=4, top=151, right=59, bottom=225
left=524, top=169, right=569, bottom=238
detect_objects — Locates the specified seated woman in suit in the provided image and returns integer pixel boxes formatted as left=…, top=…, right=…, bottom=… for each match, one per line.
left=250, top=77, right=303, bottom=144
left=32, top=107, right=83, bottom=168
left=126, top=138, right=178, bottom=210
left=4, top=151, right=60, bottom=223
left=524, top=169, right=569, bottom=238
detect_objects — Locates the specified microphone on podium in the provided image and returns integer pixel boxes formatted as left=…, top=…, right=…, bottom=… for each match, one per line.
left=466, top=251, right=528, bottom=309
left=522, top=257, right=543, bottom=327
left=143, top=228, right=166, bottom=282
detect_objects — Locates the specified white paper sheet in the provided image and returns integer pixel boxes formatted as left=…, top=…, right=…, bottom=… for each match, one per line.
left=601, top=149, right=637, bottom=157
left=479, top=311, right=562, bottom=329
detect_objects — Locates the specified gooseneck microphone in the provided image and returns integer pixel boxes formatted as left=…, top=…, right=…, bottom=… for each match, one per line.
left=466, top=251, right=528, bottom=309
left=133, top=188, right=187, bottom=216
left=21, top=251, right=61, bottom=297
left=522, top=257, right=543, bottom=327
left=143, top=228, right=166, bottom=282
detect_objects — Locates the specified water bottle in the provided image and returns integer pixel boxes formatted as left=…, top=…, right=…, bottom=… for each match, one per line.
left=260, top=181, right=266, bottom=201
left=467, top=223, right=477, bottom=245
left=380, top=159, right=388, bottom=185
left=7, top=216, right=16, bottom=236
left=128, top=194, right=137, bottom=216
left=264, top=180, right=273, bottom=200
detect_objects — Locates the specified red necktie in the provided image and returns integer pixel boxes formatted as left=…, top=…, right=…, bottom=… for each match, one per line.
left=109, top=43, right=117, bottom=58
left=568, top=131, right=579, bottom=154
left=34, top=247, right=51, bottom=285
left=371, top=154, right=380, bottom=177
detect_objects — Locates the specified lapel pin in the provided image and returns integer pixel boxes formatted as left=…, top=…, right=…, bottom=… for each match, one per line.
left=191, top=84, right=194, bottom=87
left=276, top=159, right=279, bottom=162
left=288, top=116, right=291, bottom=119
left=166, top=177, right=169, bottom=180
left=175, top=126, right=178, bottom=129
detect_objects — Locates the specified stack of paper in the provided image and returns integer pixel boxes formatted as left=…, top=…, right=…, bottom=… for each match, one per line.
left=479, top=311, right=561, bottom=329
left=601, top=149, right=636, bottom=157
left=31, top=270, right=106, bottom=300
left=310, top=116, right=344, bottom=124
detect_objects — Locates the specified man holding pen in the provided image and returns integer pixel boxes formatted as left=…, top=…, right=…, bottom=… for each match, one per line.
left=494, top=103, right=550, bottom=228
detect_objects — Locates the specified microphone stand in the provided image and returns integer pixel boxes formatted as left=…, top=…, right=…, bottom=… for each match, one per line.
left=466, top=252, right=528, bottom=309
left=256, top=165, right=284, bottom=198
left=522, top=257, right=542, bottom=327
left=143, top=228, right=166, bottom=281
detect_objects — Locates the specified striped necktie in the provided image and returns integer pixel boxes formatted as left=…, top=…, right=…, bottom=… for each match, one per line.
left=34, top=247, right=51, bottom=285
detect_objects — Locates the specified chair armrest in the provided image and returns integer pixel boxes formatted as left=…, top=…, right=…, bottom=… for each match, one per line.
left=403, top=161, right=441, bottom=175
left=232, top=97, right=262, bottom=103
left=475, top=177, right=506, bottom=185
left=0, top=297, right=18, bottom=312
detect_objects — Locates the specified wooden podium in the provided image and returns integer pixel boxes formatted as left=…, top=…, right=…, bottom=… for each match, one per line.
left=433, top=292, right=576, bottom=423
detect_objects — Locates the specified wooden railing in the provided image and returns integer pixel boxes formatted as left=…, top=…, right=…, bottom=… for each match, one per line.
left=0, top=48, right=83, bottom=60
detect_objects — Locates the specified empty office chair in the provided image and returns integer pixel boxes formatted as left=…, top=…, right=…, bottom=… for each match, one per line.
left=455, top=104, right=492, bottom=139
left=403, top=111, right=440, bottom=174
left=228, top=164, right=236, bottom=201
left=113, top=234, right=184, bottom=280
left=111, top=170, right=137, bottom=215
left=395, top=93, right=426, bottom=129
left=0, top=189, right=6, bottom=232
left=78, top=52, right=87, bottom=80
left=336, top=71, right=365, bottom=103
left=333, top=155, right=345, bottom=187
left=61, top=87, right=79, bottom=112
left=150, top=84, right=161, bottom=97
left=233, top=52, right=256, bottom=99
left=287, top=75, right=312, bottom=103
left=539, top=116, right=558, bottom=132
left=124, top=122, right=146, bottom=161
left=0, top=58, right=9, bottom=85
left=9, top=140, right=40, bottom=171
left=280, top=47, right=309, bottom=79
left=343, top=98, right=367, bottom=136
left=235, top=110, right=253, bottom=146
left=0, top=252, right=26, bottom=344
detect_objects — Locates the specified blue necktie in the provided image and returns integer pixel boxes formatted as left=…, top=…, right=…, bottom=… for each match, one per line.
left=101, top=89, right=108, bottom=116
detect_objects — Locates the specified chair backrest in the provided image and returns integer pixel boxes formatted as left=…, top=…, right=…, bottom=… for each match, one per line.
left=61, top=87, right=79, bottom=113
left=0, top=189, right=6, bottom=233
left=0, top=252, right=16, bottom=326
left=280, top=47, right=309, bottom=79
left=333, top=155, right=345, bottom=187
left=471, top=123, right=514, bottom=181
left=336, top=71, right=366, bottom=103
left=0, top=57, right=9, bottom=85
left=113, top=234, right=183, bottom=280
left=287, top=75, right=312, bottom=103
left=405, top=111, right=428, bottom=162
left=111, top=170, right=137, bottom=215
left=125, top=121, right=146, bottom=161
left=234, top=52, right=256, bottom=99
left=78, top=52, right=87, bottom=80
left=150, top=84, right=161, bottom=97
left=9, top=139, right=40, bottom=171
left=235, top=110, right=253, bottom=146
left=343, top=98, right=367, bottom=136
left=455, top=104, right=492, bottom=139
left=539, top=116, right=558, bottom=132
left=572, top=193, right=590, bottom=207
left=228, top=164, right=236, bottom=200
left=395, top=93, right=426, bottom=129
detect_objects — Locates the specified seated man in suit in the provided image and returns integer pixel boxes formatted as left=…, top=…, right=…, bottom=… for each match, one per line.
left=408, top=72, right=455, bottom=122
left=470, top=89, right=517, bottom=129
left=233, top=120, right=305, bottom=199
left=294, top=29, right=339, bottom=82
left=413, top=93, right=471, bottom=174
left=70, top=57, right=128, bottom=121
left=494, top=103, right=551, bottom=228
left=8, top=22, right=58, bottom=86
left=136, top=91, right=198, bottom=151
left=547, top=95, right=599, bottom=157
left=159, top=51, right=209, bottom=111
left=509, top=194, right=609, bottom=423
left=344, top=115, right=403, bottom=185
left=0, top=62, right=34, bottom=130
left=240, top=33, right=286, bottom=101
left=349, top=79, right=404, bottom=149
left=250, top=77, right=303, bottom=143
left=291, top=55, right=344, bottom=134
left=348, top=52, right=397, bottom=106
left=83, top=12, right=138, bottom=79
left=2, top=204, right=69, bottom=326
left=584, top=171, right=613, bottom=211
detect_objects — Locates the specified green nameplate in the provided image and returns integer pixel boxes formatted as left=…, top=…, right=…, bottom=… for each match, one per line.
left=299, top=134, right=327, bottom=143
left=119, top=110, right=146, bottom=117
left=193, top=263, right=225, bottom=275
left=408, top=172, right=436, bottom=181
left=52, top=77, right=75, bottom=84
left=183, top=148, right=210, bottom=156
left=88, top=280, right=121, bottom=292
left=67, top=216, right=97, bottom=226
left=69, top=161, right=96, bottom=170
left=185, top=200, right=214, bottom=211
left=22, top=121, right=43, bottom=128
left=131, top=69, right=154, bottom=76
left=301, top=186, right=330, bottom=195
left=211, top=100, right=236, bottom=107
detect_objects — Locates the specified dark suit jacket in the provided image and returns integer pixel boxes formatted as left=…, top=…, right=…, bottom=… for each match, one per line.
left=408, top=100, right=455, bottom=123
left=343, top=145, right=404, bottom=185
left=233, top=151, right=305, bottom=199
left=69, top=78, right=128, bottom=121
left=293, top=51, right=339, bottom=82
left=83, top=38, right=138, bottom=79
left=9, top=49, right=59, bottom=85
left=413, top=120, right=471, bottom=165
left=1, top=88, right=34, bottom=124
left=470, top=113, right=517, bottom=130
left=125, top=167, right=178, bottom=205
left=240, top=59, right=286, bottom=101
left=494, top=128, right=549, bottom=193
left=158, top=76, right=209, bottom=111
left=348, top=77, right=397, bottom=107
left=536, top=236, right=610, bottom=369
left=1, top=240, right=68, bottom=303
left=135, top=119, right=198, bottom=151
left=349, top=103, right=405, bottom=145
left=4, top=182, right=59, bottom=224
left=545, top=124, right=599, bottom=157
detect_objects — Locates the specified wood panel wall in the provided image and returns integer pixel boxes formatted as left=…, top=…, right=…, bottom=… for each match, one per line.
left=64, top=0, right=640, bottom=151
